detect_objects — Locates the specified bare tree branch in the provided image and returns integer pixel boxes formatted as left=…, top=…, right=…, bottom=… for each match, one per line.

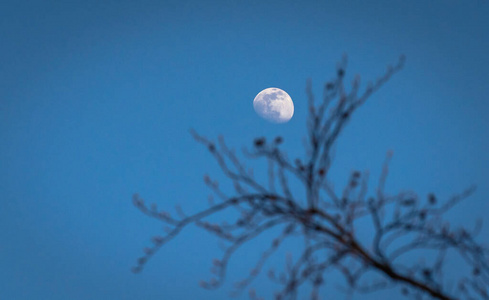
left=132, top=55, right=488, bottom=300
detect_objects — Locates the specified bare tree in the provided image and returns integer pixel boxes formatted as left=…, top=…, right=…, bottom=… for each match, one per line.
left=132, top=56, right=489, bottom=300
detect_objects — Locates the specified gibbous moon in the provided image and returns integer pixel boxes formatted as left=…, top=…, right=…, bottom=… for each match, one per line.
left=253, top=88, right=294, bottom=123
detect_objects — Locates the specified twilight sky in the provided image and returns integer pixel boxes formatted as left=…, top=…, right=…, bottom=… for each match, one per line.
left=1, top=1, right=488, bottom=299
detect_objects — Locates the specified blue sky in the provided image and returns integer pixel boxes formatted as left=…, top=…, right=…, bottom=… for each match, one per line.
left=1, top=1, right=488, bottom=299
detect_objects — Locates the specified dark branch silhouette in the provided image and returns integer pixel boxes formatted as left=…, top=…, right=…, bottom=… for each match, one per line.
left=132, top=55, right=489, bottom=300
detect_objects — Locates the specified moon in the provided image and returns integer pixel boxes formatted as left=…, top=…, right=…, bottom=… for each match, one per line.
left=253, top=87, right=294, bottom=123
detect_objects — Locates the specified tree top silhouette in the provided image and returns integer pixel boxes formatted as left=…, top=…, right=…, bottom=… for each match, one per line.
left=132, top=55, right=488, bottom=300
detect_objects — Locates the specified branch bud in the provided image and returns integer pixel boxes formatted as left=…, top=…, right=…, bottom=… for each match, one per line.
left=254, top=137, right=265, bottom=147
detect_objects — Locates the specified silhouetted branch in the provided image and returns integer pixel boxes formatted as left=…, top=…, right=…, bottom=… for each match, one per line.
left=132, top=55, right=488, bottom=300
